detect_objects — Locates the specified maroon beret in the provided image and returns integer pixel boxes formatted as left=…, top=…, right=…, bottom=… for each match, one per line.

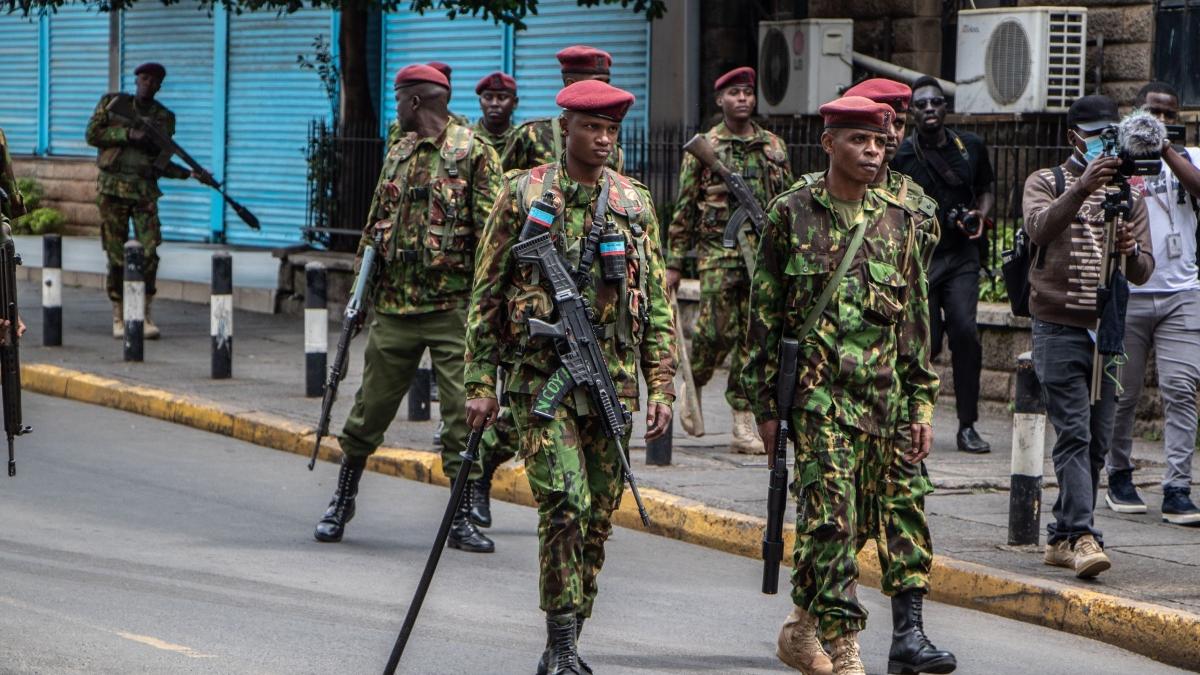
left=134, top=62, right=166, bottom=81
left=394, top=64, right=450, bottom=91
left=819, top=96, right=894, bottom=133
left=475, top=71, right=517, bottom=95
left=427, top=61, right=453, bottom=79
left=556, top=45, right=612, bottom=75
left=843, top=78, right=912, bottom=113
left=556, top=80, right=634, bottom=122
left=714, top=66, right=755, bottom=92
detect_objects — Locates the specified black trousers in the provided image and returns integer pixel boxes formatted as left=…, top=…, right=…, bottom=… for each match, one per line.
left=928, top=246, right=982, bottom=426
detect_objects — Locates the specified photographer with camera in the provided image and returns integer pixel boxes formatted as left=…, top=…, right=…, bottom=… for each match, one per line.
left=1023, top=95, right=1155, bottom=579
left=1106, top=82, right=1200, bottom=526
left=893, top=76, right=996, bottom=455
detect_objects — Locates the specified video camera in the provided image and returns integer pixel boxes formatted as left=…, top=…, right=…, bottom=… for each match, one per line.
left=1099, top=109, right=1168, bottom=177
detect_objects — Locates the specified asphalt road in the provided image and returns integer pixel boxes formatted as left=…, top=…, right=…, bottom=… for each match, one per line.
left=0, top=394, right=1189, bottom=675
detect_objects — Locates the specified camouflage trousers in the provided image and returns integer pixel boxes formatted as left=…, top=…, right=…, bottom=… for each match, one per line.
left=339, top=309, right=480, bottom=479
left=868, top=425, right=935, bottom=597
left=509, top=393, right=628, bottom=618
left=691, top=266, right=752, bottom=411
left=790, top=415, right=889, bottom=640
left=479, top=373, right=519, bottom=471
left=97, top=193, right=161, bottom=301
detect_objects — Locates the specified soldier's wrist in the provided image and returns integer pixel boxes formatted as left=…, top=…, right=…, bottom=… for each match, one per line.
left=465, top=382, right=497, bottom=400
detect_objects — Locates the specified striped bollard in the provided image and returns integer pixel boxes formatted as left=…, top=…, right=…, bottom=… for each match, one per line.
left=211, top=252, right=233, bottom=379
left=304, top=262, right=328, bottom=398
left=408, top=350, right=432, bottom=421
left=1008, top=351, right=1046, bottom=546
left=42, top=234, right=62, bottom=346
left=123, top=240, right=144, bottom=362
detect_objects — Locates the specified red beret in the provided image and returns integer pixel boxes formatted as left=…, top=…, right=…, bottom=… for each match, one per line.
left=843, top=78, right=912, bottom=113
left=556, top=45, right=612, bottom=75
left=427, top=61, right=452, bottom=79
left=134, top=62, right=166, bottom=81
left=819, top=95, right=894, bottom=133
left=714, top=67, right=755, bottom=92
left=475, top=71, right=517, bottom=95
left=394, top=64, right=450, bottom=91
left=556, top=80, right=634, bottom=122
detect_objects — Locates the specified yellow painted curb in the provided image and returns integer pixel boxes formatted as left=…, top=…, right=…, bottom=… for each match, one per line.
left=22, top=362, right=1200, bottom=669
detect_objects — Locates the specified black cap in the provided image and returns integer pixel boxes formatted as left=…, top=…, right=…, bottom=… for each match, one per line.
left=1067, top=95, right=1118, bottom=132
left=134, top=62, right=166, bottom=81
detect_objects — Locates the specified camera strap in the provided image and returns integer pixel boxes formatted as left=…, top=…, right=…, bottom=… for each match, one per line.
left=912, top=129, right=971, bottom=190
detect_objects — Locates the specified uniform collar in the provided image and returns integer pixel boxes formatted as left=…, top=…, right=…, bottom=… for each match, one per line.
left=711, top=120, right=767, bottom=144
left=555, top=164, right=605, bottom=207
left=414, top=120, right=451, bottom=148
left=808, top=172, right=887, bottom=229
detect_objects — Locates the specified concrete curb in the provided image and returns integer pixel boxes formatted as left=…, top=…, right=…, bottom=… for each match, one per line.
left=21, top=362, right=1200, bottom=670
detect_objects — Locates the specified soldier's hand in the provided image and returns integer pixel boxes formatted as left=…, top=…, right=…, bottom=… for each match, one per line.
left=666, top=268, right=682, bottom=293
left=906, top=423, right=933, bottom=464
left=759, top=420, right=780, bottom=467
left=466, top=397, right=500, bottom=431
left=645, top=402, right=672, bottom=441
left=128, top=128, right=146, bottom=144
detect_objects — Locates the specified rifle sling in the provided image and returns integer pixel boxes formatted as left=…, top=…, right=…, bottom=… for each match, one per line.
left=794, top=214, right=869, bottom=341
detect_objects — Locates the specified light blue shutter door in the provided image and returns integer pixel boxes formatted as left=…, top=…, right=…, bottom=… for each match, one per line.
left=47, top=6, right=109, bottom=156
left=381, top=11, right=504, bottom=129
left=0, top=15, right=40, bottom=154
left=224, top=10, right=334, bottom=247
left=512, top=1, right=650, bottom=127
left=120, top=7, right=214, bottom=242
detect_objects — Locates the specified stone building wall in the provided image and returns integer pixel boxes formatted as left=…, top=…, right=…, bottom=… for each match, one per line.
left=808, top=0, right=944, bottom=77
left=12, top=157, right=101, bottom=231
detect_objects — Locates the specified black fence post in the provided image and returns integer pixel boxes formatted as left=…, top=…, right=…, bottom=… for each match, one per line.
left=211, top=252, right=232, bottom=379
left=305, top=262, right=327, bottom=398
left=123, top=241, right=144, bottom=362
left=42, top=234, right=61, bottom=347
left=1008, top=351, right=1046, bottom=546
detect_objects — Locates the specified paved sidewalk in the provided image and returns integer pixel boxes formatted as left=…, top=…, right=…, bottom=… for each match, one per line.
left=17, top=281, right=1200, bottom=620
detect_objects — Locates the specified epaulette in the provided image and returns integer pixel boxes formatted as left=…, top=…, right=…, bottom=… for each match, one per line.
left=916, top=195, right=937, bottom=218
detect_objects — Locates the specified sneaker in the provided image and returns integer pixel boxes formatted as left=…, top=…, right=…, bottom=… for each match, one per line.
left=1105, top=469, right=1147, bottom=514
left=1072, top=535, right=1111, bottom=579
left=1162, top=487, right=1200, bottom=526
left=1043, top=540, right=1072, bottom=569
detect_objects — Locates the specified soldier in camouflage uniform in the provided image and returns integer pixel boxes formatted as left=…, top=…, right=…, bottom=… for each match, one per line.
left=85, top=62, right=200, bottom=341
left=311, top=64, right=501, bottom=554
left=465, top=80, right=675, bottom=675
left=500, top=46, right=625, bottom=173
left=385, top=62, right=471, bottom=147
left=0, top=128, right=27, bottom=221
left=843, top=78, right=956, bottom=675
left=744, top=97, right=938, bottom=675
left=665, top=66, right=793, bottom=454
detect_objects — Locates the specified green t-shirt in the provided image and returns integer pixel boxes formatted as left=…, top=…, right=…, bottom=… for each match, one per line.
left=827, top=194, right=865, bottom=227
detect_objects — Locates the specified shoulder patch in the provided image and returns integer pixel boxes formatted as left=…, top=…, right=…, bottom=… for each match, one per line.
left=606, top=170, right=644, bottom=217
left=388, top=133, right=418, bottom=162
left=441, top=124, right=473, bottom=163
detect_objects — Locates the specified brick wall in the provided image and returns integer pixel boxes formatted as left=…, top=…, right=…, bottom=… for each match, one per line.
left=12, top=156, right=100, bottom=230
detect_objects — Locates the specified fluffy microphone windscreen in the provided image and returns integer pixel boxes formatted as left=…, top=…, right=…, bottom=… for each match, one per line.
left=1119, top=109, right=1167, bottom=157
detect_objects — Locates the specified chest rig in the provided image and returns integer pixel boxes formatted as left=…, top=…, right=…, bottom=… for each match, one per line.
left=387, top=124, right=475, bottom=266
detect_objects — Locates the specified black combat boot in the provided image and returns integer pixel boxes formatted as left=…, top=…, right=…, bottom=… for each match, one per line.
left=888, top=589, right=957, bottom=674
left=448, top=489, right=495, bottom=553
left=537, top=615, right=592, bottom=675
left=468, top=459, right=496, bottom=528
left=313, top=455, right=367, bottom=543
left=540, top=611, right=582, bottom=675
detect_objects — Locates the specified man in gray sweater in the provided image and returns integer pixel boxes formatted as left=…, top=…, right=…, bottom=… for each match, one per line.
left=1022, top=95, right=1154, bottom=579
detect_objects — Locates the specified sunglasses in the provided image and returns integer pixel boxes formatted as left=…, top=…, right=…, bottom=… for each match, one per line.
left=912, top=97, right=946, bottom=110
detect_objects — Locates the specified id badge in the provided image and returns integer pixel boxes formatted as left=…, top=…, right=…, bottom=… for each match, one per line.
left=1167, top=232, right=1183, bottom=260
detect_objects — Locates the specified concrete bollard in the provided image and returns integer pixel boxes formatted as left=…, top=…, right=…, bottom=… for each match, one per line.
left=211, top=252, right=233, bottom=379
left=123, top=241, right=144, bottom=362
left=41, top=234, right=62, bottom=347
left=408, top=350, right=432, bottom=421
left=304, top=262, right=328, bottom=398
left=646, top=415, right=672, bottom=466
left=1008, top=351, right=1046, bottom=546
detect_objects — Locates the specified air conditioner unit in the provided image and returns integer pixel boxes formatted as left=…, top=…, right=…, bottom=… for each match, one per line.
left=955, top=7, right=1087, bottom=114
left=758, top=19, right=853, bottom=116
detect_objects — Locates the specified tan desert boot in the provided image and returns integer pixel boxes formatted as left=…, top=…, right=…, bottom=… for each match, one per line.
left=731, top=409, right=765, bottom=454
left=776, top=607, right=833, bottom=675
left=111, top=301, right=123, bottom=339
left=143, top=297, right=160, bottom=340
left=829, top=632, right=866, bottom=675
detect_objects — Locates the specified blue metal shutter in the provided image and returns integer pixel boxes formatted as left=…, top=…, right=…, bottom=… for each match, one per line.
left=224, top=10, right=335, bottom=247
left=0, top=15, right=40, bottom=154
left=120, top=7, right=214, bottom=242
left=381, top=11, right=505, bottom=130
left=47, top=6, right=109, bottom=156
left=512, top=1, right=650, bottom=128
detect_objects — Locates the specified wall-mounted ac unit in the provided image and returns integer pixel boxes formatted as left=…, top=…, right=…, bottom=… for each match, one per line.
left=758, top=19, right=853, bottom=116
left=955, top=7, right=1087, bottom=114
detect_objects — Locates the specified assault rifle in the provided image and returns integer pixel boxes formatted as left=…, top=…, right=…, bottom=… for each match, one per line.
left=105, top=94, right=260, bottom=231
left=513, top=192, right=651, bottom=527
left=0, top=212, right=30, bottom=477
left=762, top=337, right=799, bottom=594
left=308, top=232, right=384, bottom=470
left=683, top=134, right=767, bottom=255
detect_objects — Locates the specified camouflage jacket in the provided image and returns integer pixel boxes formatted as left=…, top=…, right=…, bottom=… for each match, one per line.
left=85, top=93, right=190, bottom=201
left=0, top=129, right=26, bottom=219
left=743, top=172, right=938, bottom=437
left=364, top=120, right=502, bottom=315
left=472, top=119, right=515, bottom=151
left=667, top=121, right=793, bottom=271
left=386, top=113, right=470, bottom=148
left=499, top=118, right=624, bottom=173
left=465, top=163, right=676, bottom=414
left=877, top=168, right=940, bottom=268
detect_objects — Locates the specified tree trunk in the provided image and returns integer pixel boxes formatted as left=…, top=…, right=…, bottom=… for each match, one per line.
left=338, top=4, right=377, bottom=135
left=333, top=5, right=380, bottom=250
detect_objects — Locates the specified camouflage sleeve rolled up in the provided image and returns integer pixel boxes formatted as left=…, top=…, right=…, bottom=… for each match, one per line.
left=85, top=94, right=132, bottom=149
left=636, top=191, right=678, bottom=405
left=465, top=177, right=521, bottom=400
left=666, top=153, right=702, bottom=271
left=742, top=192, right=793, bottom=423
